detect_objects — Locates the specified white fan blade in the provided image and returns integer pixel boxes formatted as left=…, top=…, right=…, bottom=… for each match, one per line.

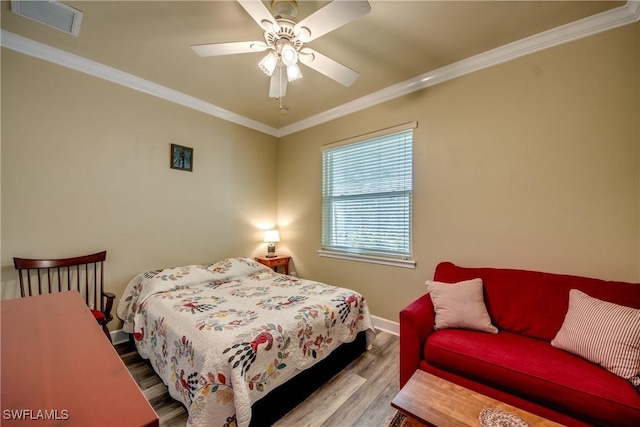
left=299, top=48, right=360, bottom=87
left=191, top=41, right=268, bottom=57
left=238, top=0, right=280, bottom=33
left=269, top=67, right=287, bottom=98
left=294, top=0, right=371, bottom=43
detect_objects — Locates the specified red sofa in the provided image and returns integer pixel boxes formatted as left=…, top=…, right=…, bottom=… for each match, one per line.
left=400, top=262, right=640, bottom=426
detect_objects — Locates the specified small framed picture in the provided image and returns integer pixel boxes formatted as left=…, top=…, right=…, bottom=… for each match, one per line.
left=170, top=144, right=193, bottom=172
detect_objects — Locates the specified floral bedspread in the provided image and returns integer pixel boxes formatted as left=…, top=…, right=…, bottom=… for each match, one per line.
left=117, top=257, right=376, bottom=427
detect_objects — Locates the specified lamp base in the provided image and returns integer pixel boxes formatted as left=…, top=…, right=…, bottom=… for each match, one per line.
left=266, top=243, right=276, bottom=258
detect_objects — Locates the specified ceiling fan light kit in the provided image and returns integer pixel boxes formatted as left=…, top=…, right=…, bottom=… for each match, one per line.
left=286, top=64, right=302, bottom=82
left=280, top=43, right=298, bottom=67
left=259, top=51, right=278, bottom=76
left=191, top=0, right=371, bottom=104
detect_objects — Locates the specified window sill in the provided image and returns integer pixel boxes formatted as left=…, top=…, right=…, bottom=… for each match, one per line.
left=317, top=250, right=416, bottom=269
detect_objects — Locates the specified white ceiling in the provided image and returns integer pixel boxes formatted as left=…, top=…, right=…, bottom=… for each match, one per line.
left=1, top=1, right=637, bottom=136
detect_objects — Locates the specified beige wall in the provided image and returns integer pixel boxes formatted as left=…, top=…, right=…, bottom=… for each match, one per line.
left=2, top=23, right=639, bottom=330
left=277, top=23, right=640, bottom=322
left=1, top=50, right=279, bottom=329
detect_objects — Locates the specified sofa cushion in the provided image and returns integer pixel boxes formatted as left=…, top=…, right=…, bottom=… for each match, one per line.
left=424, top=329, right=640, bottom=426
left=433, top=262, right=640, bottom=342
left=552, top=289, right=640, bottom=389
left=426, top=278, right=498, bottom=334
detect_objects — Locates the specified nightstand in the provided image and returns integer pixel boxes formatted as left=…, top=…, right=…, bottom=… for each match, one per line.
left=255, top=255, right=291, bottom=275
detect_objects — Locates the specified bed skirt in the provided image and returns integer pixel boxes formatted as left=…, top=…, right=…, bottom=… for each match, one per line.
left=249, top=331, right=369, bottom=426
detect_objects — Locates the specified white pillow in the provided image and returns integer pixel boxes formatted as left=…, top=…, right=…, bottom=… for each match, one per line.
left=552, top=289, right=640, bottom=390
left=426, top=278, right=498, bottom=334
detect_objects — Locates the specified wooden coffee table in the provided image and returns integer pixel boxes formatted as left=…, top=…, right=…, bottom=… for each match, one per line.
left=391, top=370, right=563, bottom=427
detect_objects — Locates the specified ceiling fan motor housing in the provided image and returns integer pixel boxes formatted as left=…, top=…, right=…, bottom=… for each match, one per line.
left=265, top=19, right=303, bottom=50
left=272, top=0, right=298, bottom=19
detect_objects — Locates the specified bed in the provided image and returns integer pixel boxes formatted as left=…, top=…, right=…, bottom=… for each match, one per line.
left=117, top=257, right=376, bottom=427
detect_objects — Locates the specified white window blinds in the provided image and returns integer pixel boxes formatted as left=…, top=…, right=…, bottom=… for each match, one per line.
left=322, top=124, right=414, bottom=259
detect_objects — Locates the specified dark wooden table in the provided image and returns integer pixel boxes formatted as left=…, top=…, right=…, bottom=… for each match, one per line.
left=1, top=291, right=158, bottom=426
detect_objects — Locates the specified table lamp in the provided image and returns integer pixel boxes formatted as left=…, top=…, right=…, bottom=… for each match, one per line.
left=264, top=229, right=280, bottom=258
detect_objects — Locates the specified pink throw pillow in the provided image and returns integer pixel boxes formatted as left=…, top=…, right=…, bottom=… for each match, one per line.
left=426, top=278, right=498, bottom=334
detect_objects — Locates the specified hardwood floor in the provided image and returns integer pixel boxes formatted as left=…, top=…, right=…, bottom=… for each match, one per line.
left=116, top=330, right=400, bottom=427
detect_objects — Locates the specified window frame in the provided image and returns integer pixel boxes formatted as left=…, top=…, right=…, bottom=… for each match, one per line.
left=319, top=121, right=417, bottom=269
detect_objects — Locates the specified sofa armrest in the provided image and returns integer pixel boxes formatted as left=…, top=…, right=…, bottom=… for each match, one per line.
left=399, top=293, right=435, bottom=387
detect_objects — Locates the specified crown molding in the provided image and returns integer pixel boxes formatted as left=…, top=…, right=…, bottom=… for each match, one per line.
left=630, top=0, right=640, bottom=20
left=0, top=29, right=279, bottom=137
left=276, top=0, right=640, bottom=137
left=2, top=1, right=638, bottom=139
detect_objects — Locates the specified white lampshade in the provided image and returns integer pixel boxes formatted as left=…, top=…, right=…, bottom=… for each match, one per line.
left=280, top=44, right=298, bottom=67
left=264, top=230, right=280, bottom=243
left=286, top=64, right=302, bottom=82
left=259, top=51, right=278, bottom=76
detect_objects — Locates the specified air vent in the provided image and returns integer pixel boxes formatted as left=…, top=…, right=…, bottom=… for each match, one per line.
left=11, top=0, right=83, bottom=37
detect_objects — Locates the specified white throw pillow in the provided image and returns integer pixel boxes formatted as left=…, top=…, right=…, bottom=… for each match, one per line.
left=426, top=278, right=498, bottom=334
left=552, top=289, right=640, bottom=390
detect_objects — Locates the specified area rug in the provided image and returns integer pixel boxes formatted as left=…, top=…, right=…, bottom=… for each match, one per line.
left=384, top=410, right=407, bottom=427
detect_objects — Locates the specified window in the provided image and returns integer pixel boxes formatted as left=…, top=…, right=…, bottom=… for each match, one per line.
left=320, top=122, right=415, bottom=268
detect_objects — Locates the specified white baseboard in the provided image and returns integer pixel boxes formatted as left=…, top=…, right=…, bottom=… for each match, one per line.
left=372, top=315, right=399, bottom=336
left=110, top=314, right=399, bottom=345
left=111, top=329, right=130, bottom=345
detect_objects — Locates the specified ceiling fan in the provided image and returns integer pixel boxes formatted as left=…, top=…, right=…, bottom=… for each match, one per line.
left=191, top=0, right=371, bottom=99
